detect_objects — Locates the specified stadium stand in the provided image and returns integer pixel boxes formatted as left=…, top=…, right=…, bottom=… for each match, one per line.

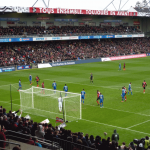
left=0, top=25, right=141, bottom=37
left=0, top=38, right=149, bottom=67
left=0, top=105, right=146, bottom=150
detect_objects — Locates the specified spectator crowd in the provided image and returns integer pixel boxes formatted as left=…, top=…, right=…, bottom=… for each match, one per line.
left=0, top=38, right=150, bottom=66
left=0, top=105, right=148, bottom=150
left=0, top=25, right=141, bottom=36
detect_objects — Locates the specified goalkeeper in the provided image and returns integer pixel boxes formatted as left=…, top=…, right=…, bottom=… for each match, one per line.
left=58, top=96, right=63, bottom=112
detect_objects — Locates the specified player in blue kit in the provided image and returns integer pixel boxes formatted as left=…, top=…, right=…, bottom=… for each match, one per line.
left=128, top=82, right=133, bottom=95
left=118, top=63, right=121, bottom=71
left=63, top=84, right=68, bottom=97
left=29, top=74, right=32, bottom=85
left=17, top=79, right=22, bottom=91
left=81, top=89, right=86, bottom=104
left=121, top=87, right=125, bottom=102
left=52, top=81, right=57, bottom=93
left=99, top=93, right=104, bottom=108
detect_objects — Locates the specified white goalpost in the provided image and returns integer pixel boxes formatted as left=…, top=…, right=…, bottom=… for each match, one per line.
left=19, top=86, right=82, bottom=121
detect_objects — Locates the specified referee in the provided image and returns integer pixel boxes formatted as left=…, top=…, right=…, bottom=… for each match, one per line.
left=90, top=73, right=93, bottom=83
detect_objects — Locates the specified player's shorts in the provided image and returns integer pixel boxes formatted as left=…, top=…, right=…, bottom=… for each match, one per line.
left=90, top=77, right=93, bottom=80
left=59, top=102, right=62, bottom=108
left=29, top=79, right=32, bottom=82
left=128, top=88, right=132, bottom=91
left=53, top=86, right=56, bottom=90
left=42, top=87, right=44, bottom=90
left=97, top=97, right=100, bottom=100
left=143, top=86, right=145, bottom=89
left=65, top=90, right=68, bottom=92
left=19, top=85, right=22, bottom=88
left=100, top=99, right=103, bottom=103
left=81, top=95, right=85, bottom=99
left=121, top=93, right=125, bottom=98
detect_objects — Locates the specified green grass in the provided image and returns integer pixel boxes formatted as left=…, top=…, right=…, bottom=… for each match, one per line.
left=0, top=57, right=150, bottom=145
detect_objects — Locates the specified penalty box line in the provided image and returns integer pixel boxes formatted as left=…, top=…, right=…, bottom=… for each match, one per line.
left=45, top=79, right=146, bottom=93
left=0, top=100, right=150, bottom=135
left=81, top=119, right=150, bottom=135
left=127, top=120, right=150, bottom=129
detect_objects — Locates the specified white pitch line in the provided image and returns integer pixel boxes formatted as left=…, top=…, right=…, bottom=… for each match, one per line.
left=82, top=119, right=150, bottom=135
left=1, top=100, right=150, bottom=135
left=0, top=81, right=29, bottom=88
left=84, top=104, right=150, bottom=117
left=127, top=120, right=150, bottom=129
left=45, top=79, right=147, bottom=93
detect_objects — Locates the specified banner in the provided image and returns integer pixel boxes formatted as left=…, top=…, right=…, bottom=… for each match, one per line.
left=56, top=117, right=64, bottom=123
left=115, top=34, right=144, bottom=38
left=0, top=18, right=19, bottom=21
left=0, top=66, right=15, bottom=72
left=50, top=58, right=102, bottom=67
left=55, top=19, right=78, bottom=22
left=109, top=54, right=146, bottom=61
left=147, top=53, right=150, bottom=56
left=0, top=38, right=33, bottom=43
left=32, top=21, right=41, bottom=25
left=29, top=7, right=138, bottom=16
left=133, top=21, right=140, bottom=25
left=104, top=20, right=122, bottom=22
left=38, top=63, right=52, bottom=68
left=17, top=65, right=31, bottom=70
left=101, top=58, right=111, bottom=62
left=37, top=17, right=50, bottom=20
left=79, top=35, right=115, bottom=39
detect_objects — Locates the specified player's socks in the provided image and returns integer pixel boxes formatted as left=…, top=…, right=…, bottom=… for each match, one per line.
left=128, top=92, right=129, bottom=95
left=83, top=100, right=84, bottom=104
left=131, top=92, right=132, bottom=95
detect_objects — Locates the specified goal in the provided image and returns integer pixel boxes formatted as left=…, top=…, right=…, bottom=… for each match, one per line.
left=19, top=86, right=82, bottom=121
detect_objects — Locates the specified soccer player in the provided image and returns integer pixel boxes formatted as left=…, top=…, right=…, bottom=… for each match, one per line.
left=123, top=62, right=126, bottom=70
left=81, top=89, right=86, bottom=104
left=142, top=80, right=147, bottom=94
left=96, top=90, right=100, bottom=105
left=128, top=82, right=132, bottom=95
left=52, top=81, right=57, bottom=93
left=17, top=79, right=22, bottom=91
left=58, top=96, right=63, bottom=112
left=99, top=93, right=104, bottom=108
left=90, top=73, right=93, bottom=83
left=124, top=86, right=127, bottom=101
left=41, top=81, right=45, bottom=94
left=63, top=84, right=68, bottom=97
left=121, top=87, right=125, bottom=102
left=35, top=76, right=40, bottom=87
left=118, top=63, right=121, bottom=71
left=29, top=74, right=32, bottom=85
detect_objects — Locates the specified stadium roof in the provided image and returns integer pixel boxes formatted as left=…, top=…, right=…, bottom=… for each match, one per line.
left=0, top=0, right=143, bottom=11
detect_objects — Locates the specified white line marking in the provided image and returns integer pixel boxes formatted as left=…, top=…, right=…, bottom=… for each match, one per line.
left=127, top=120, right=150, bottom=129
left=84, top=104, right=150, bottom=117
left=1, top=100, right=150, bottom=135
left=82, top=119, right=150, bottom=135
left=45, top=79, right=146, bottom=93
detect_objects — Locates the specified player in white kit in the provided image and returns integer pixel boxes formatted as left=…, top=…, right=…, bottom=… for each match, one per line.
left=58, top=96, right=63, bottom=112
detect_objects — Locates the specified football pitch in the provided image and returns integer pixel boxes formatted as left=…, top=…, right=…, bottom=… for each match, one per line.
left=0, top=57, right=150, bottom=144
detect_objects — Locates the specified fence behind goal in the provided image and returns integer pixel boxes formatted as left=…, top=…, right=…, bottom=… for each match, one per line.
left=19, top=86, right=81, bottom=121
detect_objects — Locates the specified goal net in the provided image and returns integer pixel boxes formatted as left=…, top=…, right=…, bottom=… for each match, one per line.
left=19, top=86, right=81, bottom=121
